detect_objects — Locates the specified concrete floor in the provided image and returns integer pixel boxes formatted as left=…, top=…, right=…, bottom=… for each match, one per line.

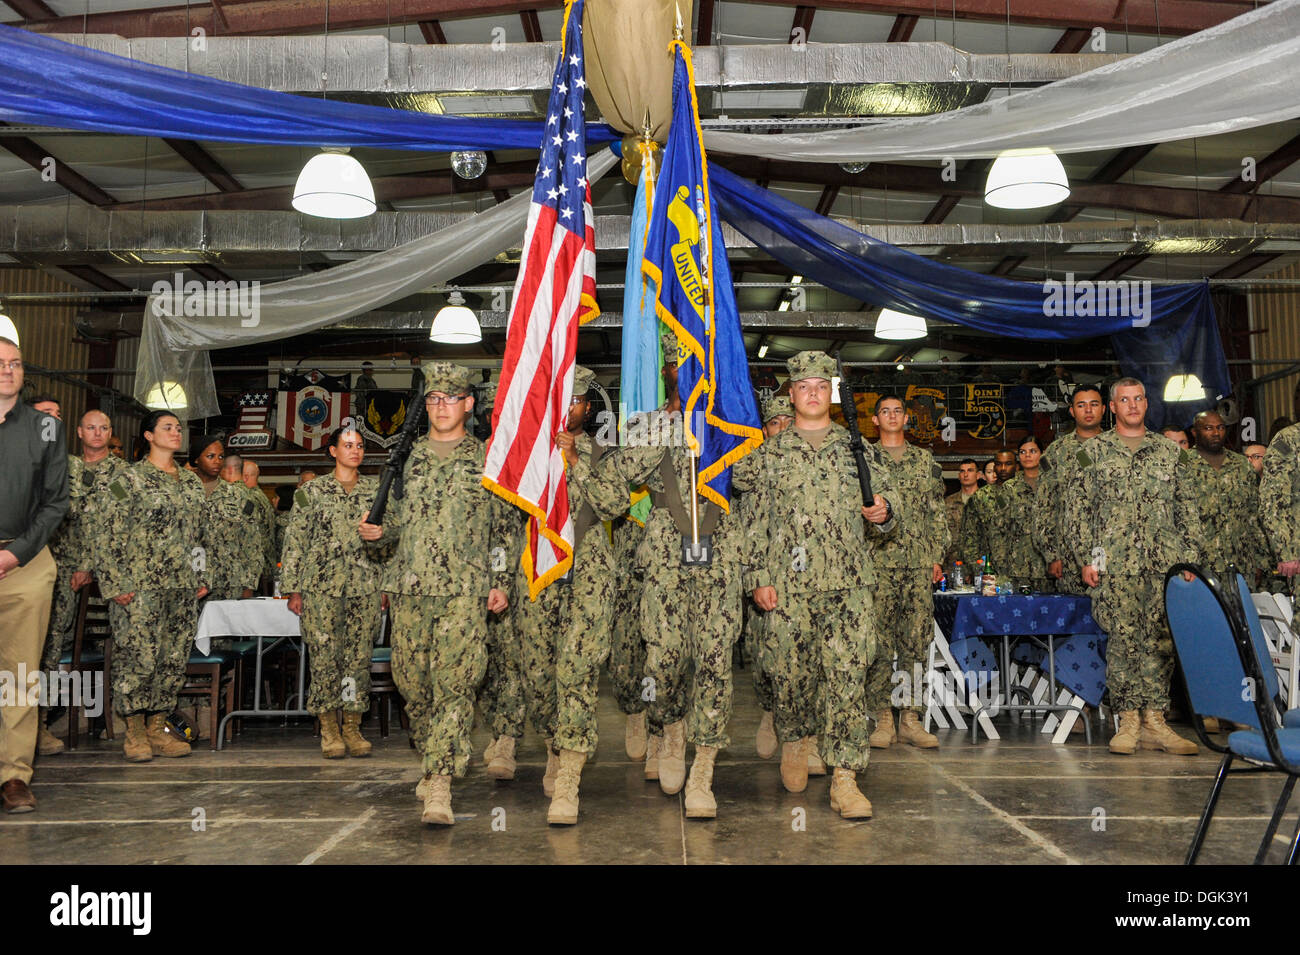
left=5, top=672, right=1296, bottom=865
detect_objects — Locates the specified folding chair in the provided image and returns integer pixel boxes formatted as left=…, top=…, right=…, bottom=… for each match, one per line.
left=1164, top=564, right=1300, bottom=865
left=1252, top=592, right=1299, bottom=709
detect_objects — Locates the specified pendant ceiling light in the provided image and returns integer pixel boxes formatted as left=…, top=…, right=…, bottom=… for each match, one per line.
left=429, top=291, right=482, bottom=344
left=0, top=310, right=17, bottom=346
left=984, top=148, right=1070, bottom=210
left=874, top=308, right=928, bottom=341
left=1163, top=373, right=1206, bottom=403
left=144, top=380, right=189, bottom=411
left=292, top=147, right=376, bottom=219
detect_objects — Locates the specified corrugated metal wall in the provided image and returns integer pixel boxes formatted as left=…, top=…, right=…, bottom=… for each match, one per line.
left=1252, top=261, right=1300, bottom=440
left=0, top=269, right=89, bottom=423
left=110, top=334, right=141, bottom=452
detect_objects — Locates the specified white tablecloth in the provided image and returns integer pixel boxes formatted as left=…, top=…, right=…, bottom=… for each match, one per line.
left=195, top=599, right=301, bottom=655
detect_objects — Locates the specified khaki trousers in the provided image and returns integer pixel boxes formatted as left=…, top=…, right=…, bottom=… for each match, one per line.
left=0, top=546, right=56, bottom=785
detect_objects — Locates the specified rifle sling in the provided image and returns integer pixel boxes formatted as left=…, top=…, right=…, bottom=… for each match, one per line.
left=570, top=441, right=608, bottom=548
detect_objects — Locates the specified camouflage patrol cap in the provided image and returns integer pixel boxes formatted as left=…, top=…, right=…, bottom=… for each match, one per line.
left=661, top=330, right=682, bottom=367
left=424, top=361, right=473, bottom=395
left=786, top=350, right=836, bottom=383
left=762, top=395, right=793, bottom=422
left=572, top=365, right=597, bottom=396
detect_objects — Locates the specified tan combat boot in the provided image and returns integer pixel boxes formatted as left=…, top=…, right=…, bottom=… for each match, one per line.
left=38, top=723, right=65, bottom=756
left=1108, top=710, right=1141, bottom=754
left=780, top=738, right=809, bottom=793
left=421, top=774, right=454, bottom=826
left=829, top=767, right=873, bottom=819
left=625, top=712, right=648, bottom=760
left=659, top=721, right=687, bottom=795
left=684, top=745, right=719, bottom=819
left=644, top=733, right=662, bottom=781
left=869, top=709, right=896, bottom=749
left=755, top=710, right=778, bottom=759
left=898, top=710, right=939, bottom=749
left=542, top=738, right=560, bottom=797
left=123, top=713, right=152, bottom=762
left=340, top=711, right=372, bottom=757
left=482, top=736, right=498, bottom=767
left=415, top=772, right=432, bottom=801
left=318, top=711, right=346, bottom=759
left=547, top=749, right=587, bottom=825
left=1140, top=709, right=1199, bottom=755
left=486, top=735, right=516, bottom=780
left=145, top=713, right=191, bottom=758
left=807, top=737, right=828, bottom=775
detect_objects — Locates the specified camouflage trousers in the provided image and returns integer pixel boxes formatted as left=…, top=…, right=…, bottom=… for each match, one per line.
left=1090, top=575, right=1173, bottom=711
left=39, top=569, right=78, bottom=677
left=866, top=569, right=932, bottom=713
left=608, top=571, right=650, bottom=718
left=108, top=588, right=196, bottom=715
left=744, top=601, right=775, bottom=713
left=300, top=594, right=380, bottom=715
left=766, top=587, right=877, bottom=772
left=641, top=566, right=741, bottom=749
left=477, top=607, right=525, bottom=739
left=389, top=593, right=489, bottom=778
left=517, top=566, right=613, bottom=754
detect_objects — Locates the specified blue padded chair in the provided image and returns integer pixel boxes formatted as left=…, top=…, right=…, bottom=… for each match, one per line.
left=1164, top=564, right=1300, bottom=865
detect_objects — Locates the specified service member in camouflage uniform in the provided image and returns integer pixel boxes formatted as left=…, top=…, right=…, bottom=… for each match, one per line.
left=37, top=410, right=128, bottom=756
left=1186, top=410, right=1271, bottom=581
left=747, top=394, right=794, bottom=761
left=1035, top=385, right=1105, bottom=595
left=202, top=454, right=262, bottom=601
left=1063, top=379, right=1204, bottom=756
left=865, top=396, right=948, bottom=750
left=281, top=426, right=389, bottom=759
left=362, top=362, right=514, bottom=826
left=942, top=459, right=980, bottom=573
left=997, top=436, right=1052, bottom=592
left=1260, top=421, right=1300, bottom=590
left=94, top=410, right=208, bottom=762
left=514, top=366, right=628, bottom=825
left=608, top=513, right=655, bottom=764
left=958, top=449, right=1017, bottom=571
left=242, top=460, right=278, bottom=589
left=477, top=511, right=527, bottom=780
left=742, top=351, right=898, bottom=819
left=591, top=337, right=747, bottom=818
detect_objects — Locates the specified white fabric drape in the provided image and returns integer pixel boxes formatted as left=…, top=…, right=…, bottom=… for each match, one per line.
left=135, top=148, right=618, bottom=419
left=702, top=0, right=1300, bottom=162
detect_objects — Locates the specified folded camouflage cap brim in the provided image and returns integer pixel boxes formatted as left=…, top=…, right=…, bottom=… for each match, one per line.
left=572, top=365, right=596, bottom=395
left=786, top=350, right=836, bottom=382
left=762, top=395, right=794, bottom=422
left=424, top=361, right=473, bottom=395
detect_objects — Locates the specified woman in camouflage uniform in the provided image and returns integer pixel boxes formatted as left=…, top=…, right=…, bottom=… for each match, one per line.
left=95, top=411, right=208, bottom=762
left=280, top=426, right=387, bottom=759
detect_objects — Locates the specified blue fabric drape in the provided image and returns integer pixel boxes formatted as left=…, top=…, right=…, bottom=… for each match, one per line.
left=0, top=24, right=617, bottom=152
left=709, top=162, right=1228, bottom=427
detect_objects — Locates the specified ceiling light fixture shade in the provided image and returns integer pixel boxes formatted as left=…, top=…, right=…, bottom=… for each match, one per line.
left=984, top=148, right=1070, bottom=210
left=429, top=291, right=482, bottom=344
left=0, top=312, right=17, bottom=346
left=292, top=148, right=377, bottom=219
left=874, top=308, right=928, bottom=340
left=144, top=380, right=188, bottom=411
left=1163, top=373, right=1206, bottom=403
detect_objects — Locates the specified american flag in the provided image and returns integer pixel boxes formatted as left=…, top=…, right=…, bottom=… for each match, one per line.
left=483, top=0, right=597, bottom=599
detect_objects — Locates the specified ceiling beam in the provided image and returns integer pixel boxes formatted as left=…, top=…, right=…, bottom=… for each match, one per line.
left=813, top=185, right=839, bottom=217
left=162, top=139, right=244, bottom=193
left=1211, top=253, right=1282, bottom=280
left=923, top=158, right=990, bottom=226
left=418, top=19, right=448, bottom=43
left=22, top=0, right=561, bottom=38
left=57, top=266, right=132, bottom=292
left=1219, top=131, right=1300, bottom=196
left=696, top=0, right=716, bottom=44
left=3, top=0, right=54, bottom=19
left=520, top=9, right=543, bottom=42
left=736, top=0, right=1256, bottom=37
left=886, top=14, right=917, bottom=41
left=1050, top=27, right=1091, bottom=54
left=0, top=135, right=117, bottom=206
left=107, top=160, right=539, bottom=212
left=791, top=5, right=816, bottom=43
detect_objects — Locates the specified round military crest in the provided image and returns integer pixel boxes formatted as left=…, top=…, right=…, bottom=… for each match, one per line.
left=296, top=386, right=331, bottom=438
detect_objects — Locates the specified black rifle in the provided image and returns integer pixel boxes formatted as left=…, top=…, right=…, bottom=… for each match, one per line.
left=366, top=368, right=427, bottom=525
left=835, top=353, right=875, bottom=506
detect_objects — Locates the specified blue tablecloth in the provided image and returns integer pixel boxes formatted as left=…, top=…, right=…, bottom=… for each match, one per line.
left=933, top=593, right=1109, bottom=706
